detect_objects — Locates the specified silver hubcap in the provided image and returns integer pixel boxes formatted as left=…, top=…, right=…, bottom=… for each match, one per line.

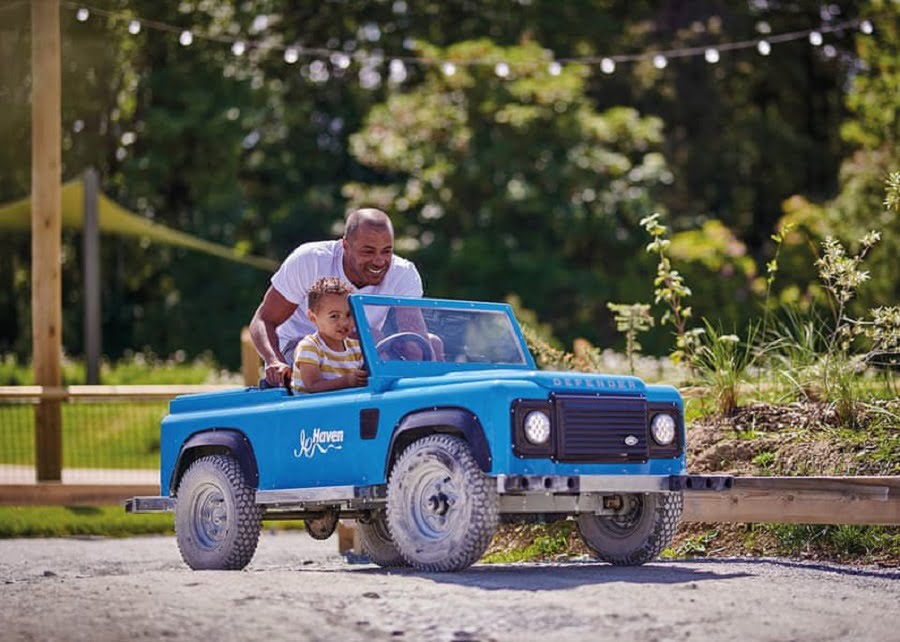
left=190, top=482, right=228, bottom=549
left=410, top=463, right=461, bottom=540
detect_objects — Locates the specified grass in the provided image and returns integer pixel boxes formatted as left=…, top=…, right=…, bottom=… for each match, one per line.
left=0, top=505, right=174, bottom=538
left=0, top=351, right=239, bottom=386
left=0, top=401, right=167, bottom=469
left=0, top=505, right=306, bottom=538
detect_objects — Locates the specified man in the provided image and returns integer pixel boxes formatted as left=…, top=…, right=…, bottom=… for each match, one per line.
left=250, top=208, right=427, bottom=386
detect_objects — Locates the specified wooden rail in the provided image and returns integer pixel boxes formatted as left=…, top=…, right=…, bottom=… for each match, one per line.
left=682, top=476, right=900, bottom=525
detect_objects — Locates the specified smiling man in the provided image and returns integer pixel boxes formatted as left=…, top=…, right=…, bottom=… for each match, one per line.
left=250, top=208, right=425, bottom=386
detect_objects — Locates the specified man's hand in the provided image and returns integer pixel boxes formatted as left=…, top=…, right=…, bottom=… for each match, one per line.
left=265, top=361, right=292, bottom=387
left=346, top=368, right=368, bottom=387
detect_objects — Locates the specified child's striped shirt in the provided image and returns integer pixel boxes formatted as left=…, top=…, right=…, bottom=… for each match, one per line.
left=292, top=332, right=363, bottom=393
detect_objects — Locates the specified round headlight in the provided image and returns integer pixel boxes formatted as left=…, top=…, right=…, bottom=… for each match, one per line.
left=523, top=410, right=551, bottom=445
left=650, top=413, right=677, bottom=446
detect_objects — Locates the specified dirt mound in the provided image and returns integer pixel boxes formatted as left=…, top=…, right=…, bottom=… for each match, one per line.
left=488, top=400, right=900, bottom=565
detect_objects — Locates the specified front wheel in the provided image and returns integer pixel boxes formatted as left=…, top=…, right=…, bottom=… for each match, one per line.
left=576, top=492, right=682, bottom=566
left=387, top=434, right=498, bottom=571
left=175, top=454, right=261, bottom=570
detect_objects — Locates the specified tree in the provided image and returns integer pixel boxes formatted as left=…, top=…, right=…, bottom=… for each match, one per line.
left=346, top=40, right=668, bottom=345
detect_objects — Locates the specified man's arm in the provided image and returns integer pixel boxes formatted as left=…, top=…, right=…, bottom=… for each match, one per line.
left=249, top=286, right=298, bottom=385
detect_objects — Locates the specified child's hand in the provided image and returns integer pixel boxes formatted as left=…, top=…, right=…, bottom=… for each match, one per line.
left=346, top=368, right=368, bottom=387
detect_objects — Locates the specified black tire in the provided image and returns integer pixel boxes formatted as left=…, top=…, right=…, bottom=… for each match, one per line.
left=577, top=492, right=682, bottom=566
left=357, top=513, right=408, bottom=568
left=175, top=454, right=261, bottom=570
left=387, top=434, right=498, bottom=572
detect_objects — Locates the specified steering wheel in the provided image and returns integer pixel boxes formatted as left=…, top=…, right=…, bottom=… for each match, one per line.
left=375, top=332, right=435, bottom=362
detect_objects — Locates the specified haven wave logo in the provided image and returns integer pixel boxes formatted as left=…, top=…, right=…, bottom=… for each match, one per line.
left=293, top=428, right=344, bottom=459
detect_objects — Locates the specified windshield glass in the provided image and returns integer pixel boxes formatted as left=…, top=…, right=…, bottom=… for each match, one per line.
left=362, top=303, right=528, bottom=366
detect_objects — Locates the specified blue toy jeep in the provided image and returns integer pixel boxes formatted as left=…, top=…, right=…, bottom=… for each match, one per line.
left=127, top=294, right=730, bottom=571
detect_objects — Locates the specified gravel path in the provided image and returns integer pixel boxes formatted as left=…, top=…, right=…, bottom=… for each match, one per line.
left=1, top=531, right=898, bottom=641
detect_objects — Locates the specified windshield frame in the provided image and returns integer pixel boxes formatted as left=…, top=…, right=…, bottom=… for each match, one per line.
left=349, top=294, right=536, bottom=378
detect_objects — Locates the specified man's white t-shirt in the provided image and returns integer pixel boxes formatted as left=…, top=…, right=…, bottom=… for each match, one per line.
left=271, top=240, right=423, bottom=358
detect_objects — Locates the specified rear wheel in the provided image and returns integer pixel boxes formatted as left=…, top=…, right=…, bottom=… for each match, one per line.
left=387, top=434, right=498, bottom=571
left=576, top=492, right=682, bottom=566
left=357, top=512, right=408, bottom=567
left=175, top=454, right=261, bottom=570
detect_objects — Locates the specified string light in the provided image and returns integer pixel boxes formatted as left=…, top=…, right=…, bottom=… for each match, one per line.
left=331, top=53, right=351, bottom=69
left=59, top=2, right=878, bottom=80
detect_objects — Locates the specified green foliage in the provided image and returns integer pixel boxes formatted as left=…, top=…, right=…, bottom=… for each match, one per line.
left=346, top=38, right=667, bottom=345
left=763, top=523, right=900, bottom=560
left=690, top=321, right=760, bottom=416
left=640, top=213, right=695, bottom=365
left=669, top=529, right=719, bottom=558
left=606, top=303, right=654, bottom=375
left=0, top=352, right=235, bottom=386
left=0, top=506, right=174, bottom=539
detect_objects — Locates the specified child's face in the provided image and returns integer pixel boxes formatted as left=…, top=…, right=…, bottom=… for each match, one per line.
left=309, top=293, right=356, bottom=346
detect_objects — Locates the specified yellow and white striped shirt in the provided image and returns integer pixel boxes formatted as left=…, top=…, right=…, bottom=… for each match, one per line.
left=292, top=333, right=364, bottom=393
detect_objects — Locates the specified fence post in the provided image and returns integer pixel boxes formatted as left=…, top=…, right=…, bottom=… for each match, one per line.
left=241, top=327, right=260, bottom=386
left=83, top=167, right=101, bottom=384
left=32, top=0, right=63, bottom=482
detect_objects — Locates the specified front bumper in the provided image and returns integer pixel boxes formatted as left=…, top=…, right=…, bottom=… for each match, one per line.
left=497, top=473, right=733, bottom=494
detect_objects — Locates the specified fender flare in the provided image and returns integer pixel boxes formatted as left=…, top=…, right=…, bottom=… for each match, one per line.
left=386, top=407, right=492, bottom=475
left=169, top=429, right=259, bottom=494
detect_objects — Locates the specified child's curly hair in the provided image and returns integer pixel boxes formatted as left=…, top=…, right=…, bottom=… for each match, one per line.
left=307, top=277, right=353, bottom=312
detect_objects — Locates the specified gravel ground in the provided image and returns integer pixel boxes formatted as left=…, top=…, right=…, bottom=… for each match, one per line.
left=1, top=531, right=899, bottom=642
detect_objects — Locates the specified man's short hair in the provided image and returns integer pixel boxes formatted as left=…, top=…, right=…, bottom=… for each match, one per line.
left=344, top=208, right=392, bottom=240
left=308, top=277, right=353, bottom=312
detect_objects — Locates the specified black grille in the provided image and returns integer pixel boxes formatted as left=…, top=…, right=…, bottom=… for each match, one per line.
left=554, top=395, right=648, bottom=462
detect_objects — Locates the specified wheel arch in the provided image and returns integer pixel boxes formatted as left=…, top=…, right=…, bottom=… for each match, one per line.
left=385, top=407, right=492, bottom=475
left=170, top=429, right=259, bottom=495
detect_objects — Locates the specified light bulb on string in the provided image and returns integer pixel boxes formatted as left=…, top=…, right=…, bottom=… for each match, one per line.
left=809, top=31, right=823, bottom=46
left=331, top=52, right=351, bottom=69
left=548, top=61, right=561, bottom=76
left=284, top=47, right=299, bottom=64
left=179, top=30, right=193, bottom=47
left=232, top=41, right=246, bottom=56
left=128, top=20, right=141, bottom=35
left=441, top=62, right=456, bottom=76
left=76, top=8, right=89, bottom=22
left=653, top=55, right=667, bottom=69
left=495, top=62, right=510, bottom=78
left=860, top=20, right=873, bottom=34
left=704, top=48, right=720, bottom=63
left=757, top=40, right=771, bottom=55
left=823, top=44, right=837, bottom=59
left=601, top=58, right=615, bottom=74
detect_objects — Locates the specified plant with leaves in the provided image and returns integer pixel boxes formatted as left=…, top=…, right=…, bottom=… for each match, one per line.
left=690, top=321, right=760, bottom=417
left=640, top=213, right=696, bottom=365
left=606, top=303, right=654, bottom=375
